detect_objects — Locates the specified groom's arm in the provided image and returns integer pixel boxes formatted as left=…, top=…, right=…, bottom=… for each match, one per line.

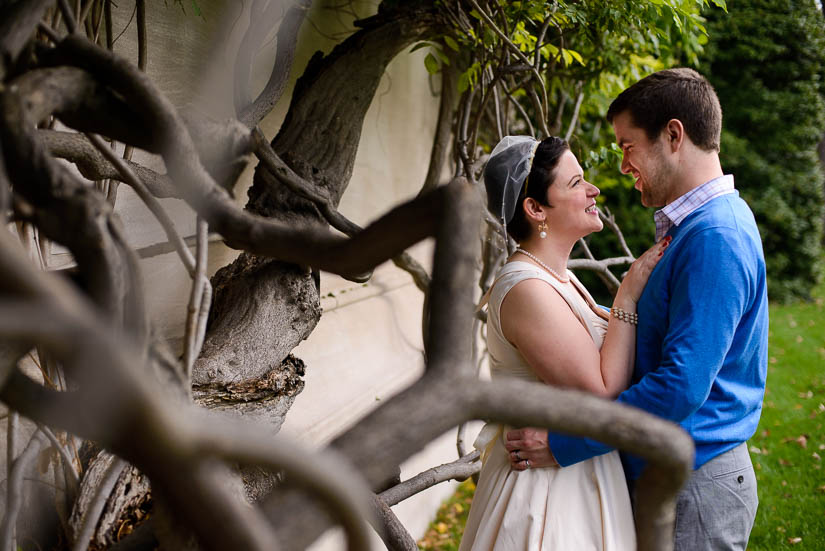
left=543, top=228, right=753, bottom=468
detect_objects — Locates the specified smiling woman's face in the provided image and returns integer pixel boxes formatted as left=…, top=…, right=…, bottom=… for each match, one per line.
left=544, top=149, right=603, bottom=238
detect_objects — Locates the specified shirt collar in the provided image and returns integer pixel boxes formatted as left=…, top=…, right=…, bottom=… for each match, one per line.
left=654, top=175, right=735, bottom=242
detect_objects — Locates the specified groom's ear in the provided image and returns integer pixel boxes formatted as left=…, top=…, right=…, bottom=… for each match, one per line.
left=664, top=119, right=685, bottom=151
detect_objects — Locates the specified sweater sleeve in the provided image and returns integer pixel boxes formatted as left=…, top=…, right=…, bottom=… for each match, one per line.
left=548, top=226, right=752, bottom=467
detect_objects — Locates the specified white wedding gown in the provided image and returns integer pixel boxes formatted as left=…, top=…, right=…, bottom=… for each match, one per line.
left=459, top=262, right=636, bottom=550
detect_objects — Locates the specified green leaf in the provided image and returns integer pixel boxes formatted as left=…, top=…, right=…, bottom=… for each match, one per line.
left=542, top=43, right=559, bottom=60
left=566, top=48, right=585, bottom=66
left=458, top=72, right=470, bottom=94
left=709, top=0, right=727, bottom=11
left=561, top=49, right=573, bottom=66
left=410, top=41, right=436, bottom=53
left=672, top=13, right=683, bottom=31
left=434, top=47, right=451, bottom=66
left=443, top=35, right=460, bottom=51
left=191, top=0, right=201, bottom=16
left=424, top=53, right=440, bottom=75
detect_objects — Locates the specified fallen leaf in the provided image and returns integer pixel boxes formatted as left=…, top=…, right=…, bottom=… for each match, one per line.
left=796, top=435, right=808, bottom=448
left=813, top=452, right=821, bottom=461
left=769, top=357, right=777, bottom=364
left=795, top=335, right=804, bottom=343
left=777, top=526, right=787, bottom=533
left=749, top=445, right=762, bottom=454
left=788, top=536, right=802, bottom=544
left=817, top=485, right=825, bottom=493
left=794, top=403, right=803, bottom=410
left=436, top=522, right=448, bottom=534
left=798, top=390, right=813, bottom=399
left=788, top=318, right=798, bottom=327
left=782, top=480, right=788, bottom=486
left=779, top=458, right=792, bottom=466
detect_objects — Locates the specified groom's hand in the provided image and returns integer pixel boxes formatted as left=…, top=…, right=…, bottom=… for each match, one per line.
left=505, top=428, right=560, bottom=471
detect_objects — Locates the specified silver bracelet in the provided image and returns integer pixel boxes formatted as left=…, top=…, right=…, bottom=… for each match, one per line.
left=610, top=307, right=638, bottom=325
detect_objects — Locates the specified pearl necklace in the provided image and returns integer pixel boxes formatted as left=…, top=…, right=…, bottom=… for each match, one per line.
left=515, top=248, right=570, bottom=283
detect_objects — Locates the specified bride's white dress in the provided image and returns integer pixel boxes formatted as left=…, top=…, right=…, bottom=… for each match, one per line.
left=459, top=261, right=636, bottom=550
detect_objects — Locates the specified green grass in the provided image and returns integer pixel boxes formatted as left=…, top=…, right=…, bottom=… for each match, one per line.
left=419, top=279, right=825, bottom=550
left=418, top=479, right=475, bottom=550
left=748, top=279, right=825, bottom=549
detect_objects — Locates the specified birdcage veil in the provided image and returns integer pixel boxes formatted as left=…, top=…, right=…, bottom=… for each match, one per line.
left=483, top=136, right=540, bottom=237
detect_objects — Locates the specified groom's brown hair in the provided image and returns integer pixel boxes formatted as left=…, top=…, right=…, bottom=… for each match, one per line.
left=607, top=68, right=722, bottom=152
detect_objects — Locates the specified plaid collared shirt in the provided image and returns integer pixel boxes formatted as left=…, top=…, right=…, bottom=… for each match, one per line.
left=654, top=175, right=735, bottom=242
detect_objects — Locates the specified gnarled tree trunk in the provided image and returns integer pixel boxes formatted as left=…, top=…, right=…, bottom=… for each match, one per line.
left=193, top=1, right=446, bottom=442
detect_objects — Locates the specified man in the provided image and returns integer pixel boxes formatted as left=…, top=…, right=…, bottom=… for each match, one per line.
left=505, top=68, right=768, bottom=550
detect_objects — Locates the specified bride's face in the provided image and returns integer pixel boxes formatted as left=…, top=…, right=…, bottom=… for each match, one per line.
left=545, top=150, right=603, bottom=238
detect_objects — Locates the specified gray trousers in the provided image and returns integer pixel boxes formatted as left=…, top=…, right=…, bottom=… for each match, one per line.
left=673, top=442, right=759, bottom=550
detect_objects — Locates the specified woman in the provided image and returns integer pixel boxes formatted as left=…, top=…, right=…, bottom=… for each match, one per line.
left=459, top=136, right=669, bottom=550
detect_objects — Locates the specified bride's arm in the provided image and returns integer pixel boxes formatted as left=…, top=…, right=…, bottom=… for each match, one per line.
left=501, top=279, right=615, bottom=398
left=501, top=238, right=669, bottom=399
left=597, top=237, right=670, bottom=396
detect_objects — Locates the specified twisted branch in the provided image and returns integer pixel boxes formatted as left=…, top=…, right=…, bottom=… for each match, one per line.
left=378, top=451, right=480, bottom=507
left=0, top=229, right=378, bottom=551
left=372, top=496, right=417, bottom=551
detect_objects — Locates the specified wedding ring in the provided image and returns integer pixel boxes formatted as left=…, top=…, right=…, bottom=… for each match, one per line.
left=525, top=459, right=530, bottom=469
left=514, top=450, right=521, bottom=461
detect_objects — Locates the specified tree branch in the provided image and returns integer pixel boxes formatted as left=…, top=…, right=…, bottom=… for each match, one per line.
left=0, top=0, right=53, bottom=80
left=238, top=0, right=313, bottom=128
left=183, top=217, right=211, bottom=383
left=85, top=132, right=196, bottom=275
left=378, top=451, right=480, bottom=507
left=37, top=423, right=81, bottom=494
left=0, top=222, right=393, bottom=550
left=71, top=458, right=127, bottom=551
left=39, top=130, right=177, bottom=198
left=57, top=0, right=78, bottom=34
left=372, top=496, right=417, bottom=551
left=421, top=50, right=459, bottom=195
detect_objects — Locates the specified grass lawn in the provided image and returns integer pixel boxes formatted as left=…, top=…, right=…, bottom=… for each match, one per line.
left=748, top=279, right=825, bottom=549
left=418, top=280, right=825, bottom=550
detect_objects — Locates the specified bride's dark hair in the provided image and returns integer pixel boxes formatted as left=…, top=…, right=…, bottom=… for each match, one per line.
left=507, top=136, right=569, bottom=242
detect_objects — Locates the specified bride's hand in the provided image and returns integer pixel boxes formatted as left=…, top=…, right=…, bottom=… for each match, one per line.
left=505, top=428, right=559, bottom=470
left=616, top=236, right=671, bottom=306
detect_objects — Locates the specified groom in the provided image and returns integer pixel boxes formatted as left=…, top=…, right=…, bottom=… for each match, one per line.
left=505, top=68, right=768, bottom=550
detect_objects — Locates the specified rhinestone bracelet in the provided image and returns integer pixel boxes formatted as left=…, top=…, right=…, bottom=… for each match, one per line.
left=610, top=307, right=638, bottom=326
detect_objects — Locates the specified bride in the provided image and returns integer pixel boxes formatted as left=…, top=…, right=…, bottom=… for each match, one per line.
left=460, top=135, right=669, bottom=550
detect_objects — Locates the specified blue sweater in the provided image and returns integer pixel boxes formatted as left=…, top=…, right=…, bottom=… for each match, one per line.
left=548, top=192, right=769, bottom=480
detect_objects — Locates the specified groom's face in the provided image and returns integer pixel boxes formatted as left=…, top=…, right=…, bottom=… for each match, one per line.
left=612, top=111, right=674, bottom=208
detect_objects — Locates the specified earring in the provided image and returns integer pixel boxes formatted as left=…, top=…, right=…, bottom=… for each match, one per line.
left=538, top=221, right=548, bottom=239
